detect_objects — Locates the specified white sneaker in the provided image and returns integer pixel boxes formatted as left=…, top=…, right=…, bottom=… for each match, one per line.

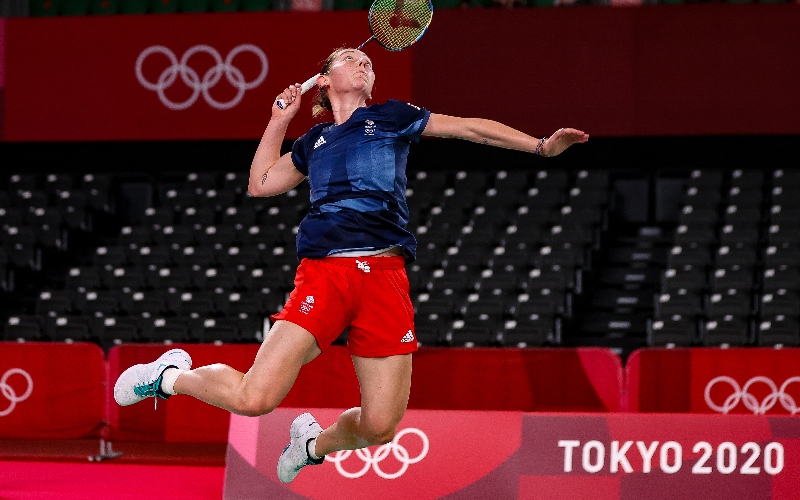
left=113, top=348, right=192, bottom=407
left=277, top=412, right=324, bottom=483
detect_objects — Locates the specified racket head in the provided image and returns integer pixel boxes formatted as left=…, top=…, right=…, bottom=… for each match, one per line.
left=367, top=0, right=434, bottom=52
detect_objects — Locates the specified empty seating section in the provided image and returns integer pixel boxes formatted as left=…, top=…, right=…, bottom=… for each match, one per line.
left=2, top=167, right=799, bottom=351
left=649, top=168, right=800, bottom=348
left=407, top=169, right=605, bottom=348
left=0, top=169, right=607, bottom=350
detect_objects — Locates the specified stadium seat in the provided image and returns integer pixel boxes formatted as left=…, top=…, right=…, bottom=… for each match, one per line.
left=43, top=316, right=91, bottom=343
left=447, top=325, right=496, bottom=348
left=120, top=290, right=168, bottom=317
left=65, top=267, right=102, bottom=292
left=702, top=315, right=751, bottom=346
left=3, top=315, right=45, bottom=341
left=678, top=205, right=717, bottom=226
left=193, top=267, right=238, bottom=291
left=718, top=224, right=760, bottom=246
left=771, top=186, right=800, bottom=209
left=131, top=245, right=173, bottom=269
left=683, top=186, right=721, bottom=209
left=120, top=0, right=148, bottom=12
left=501, top=315, right=557, bottom=347
left=147, top=266, right=192, bottom=291
left=760, top=289, right=800, bottom=317
left=705, top=288, right=754, bottom=317
left=723, top=205, right=761, bottom=226
left=89, top=0, right=119, bottom=13
left=137, top=317, right=188, bottom=343
left=61, top=0, right=90, bottom=14
left=150, top=0, right=178, bottom=13
left=103, top=267, right=147, bottom=292
left=92, top=316, right=139, bottom=348
left=81, top=173, right=115, bottom=212
left=762, top=266, right=800, bottom=292
left=181, top=0, right=209, bottom=10
left=173, top=291, right=218, bottom=318
left=118, top=226, right=152, bottom=250
left=654, top=290, right=703, bottom=319
left=413, top=324, right=442, bottom=347
left=714, top=244, right=758, bottom=267
left=431, top=0, right=461, bottom=8
left=28, top=0, right=61, bottom=16
left=763, top=244, right=800, bottom=267
left=493, top=170, right=530, bottom=197
left=95, top=246, right=129, bottom=269
left=0, top=207, right=24, bottom=229
left=220, top=206, right=257, bottom=231
left=173, top=244, right=216, bottom=267
left=726, top=186, right=762, bottom=209
left=708, top=266, right=755, bottom=291
left=757, top=315, right=799, bottom=347
left=36, top=290, right=74, bottom=317
left=75, top=290, right=121, bottom=316
left=646, top=315, right=696, bottom=346
left=674, top=224, right=715, bottom=247
left=667, top=244, right=712, bottom=268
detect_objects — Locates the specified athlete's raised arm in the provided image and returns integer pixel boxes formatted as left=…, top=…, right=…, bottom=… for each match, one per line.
left=422, top=113, right=588, bottom=158
left=248, top=83, right=308, bottom=198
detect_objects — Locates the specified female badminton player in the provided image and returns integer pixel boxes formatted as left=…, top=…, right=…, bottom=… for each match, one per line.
left=113, top=47, right=589, bottom=483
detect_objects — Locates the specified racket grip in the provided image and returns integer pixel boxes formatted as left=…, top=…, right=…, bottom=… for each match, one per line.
left=275, top=74, right=320, bottom=110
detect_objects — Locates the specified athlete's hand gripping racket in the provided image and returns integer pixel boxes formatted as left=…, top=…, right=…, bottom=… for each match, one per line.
left=276, top=0, right=433, bottom=110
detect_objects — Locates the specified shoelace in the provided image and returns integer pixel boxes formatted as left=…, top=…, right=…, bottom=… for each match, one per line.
left=133, top=375, right=169, bottom=410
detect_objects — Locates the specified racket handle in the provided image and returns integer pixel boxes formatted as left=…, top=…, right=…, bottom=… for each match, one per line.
left=276, top=74, right=320, bottom=110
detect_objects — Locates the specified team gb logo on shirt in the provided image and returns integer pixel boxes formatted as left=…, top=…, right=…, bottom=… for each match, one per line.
left=364, top=120, right=376, bottom=136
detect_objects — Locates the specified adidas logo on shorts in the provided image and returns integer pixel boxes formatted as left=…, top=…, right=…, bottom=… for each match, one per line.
left=401, top=330, right=415, bottom=343
left=356, top=260, right=371, bottom=273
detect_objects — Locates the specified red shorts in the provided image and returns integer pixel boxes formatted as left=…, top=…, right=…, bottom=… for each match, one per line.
left=270, top=256, right=417, bottom=357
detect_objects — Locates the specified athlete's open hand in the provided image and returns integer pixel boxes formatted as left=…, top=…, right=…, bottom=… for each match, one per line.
left=272, top=83, right=303, bottom=119
left=542, top=128, right=589, bottom=157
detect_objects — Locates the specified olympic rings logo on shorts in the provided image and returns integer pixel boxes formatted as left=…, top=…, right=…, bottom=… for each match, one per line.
left=704, top=376, right=800, bottom=415
left=0, top=368, right=34, bottom=417
left=135, top=44, right=268, bottom=111
left=325, top=427, right=429, bottom=479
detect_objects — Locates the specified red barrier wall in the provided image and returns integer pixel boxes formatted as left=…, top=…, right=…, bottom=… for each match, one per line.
left=413, top=5, right=800, bottom=138
left=0, top=342, right=105, bottom=439
left=7, top=343, right=800, bottom=445
left=409, top=347, right=623, bottom=412
left=626, top=348, right=800, bottom=415
left=107, top=345, right=622, bottom=443
left=225, top=408, right=800, bottom=500
left=2, top=13, right=412, bottom=141
left=3, top=5, right=800, bottom=141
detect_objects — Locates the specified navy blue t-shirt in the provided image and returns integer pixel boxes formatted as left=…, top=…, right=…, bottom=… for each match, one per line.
left=291, top=100, right=430, bottom=262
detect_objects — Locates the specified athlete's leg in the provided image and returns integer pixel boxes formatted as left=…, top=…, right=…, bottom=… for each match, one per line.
left=313, top=353, right=412, bottom=454
left=173, top=320, right=321, bottom=416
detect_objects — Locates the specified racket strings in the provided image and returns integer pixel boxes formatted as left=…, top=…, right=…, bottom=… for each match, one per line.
left=369, top=0, right=433, bottom=50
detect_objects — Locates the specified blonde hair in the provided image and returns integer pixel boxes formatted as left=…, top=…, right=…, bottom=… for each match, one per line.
left=312, top=48, right=347, bottom=118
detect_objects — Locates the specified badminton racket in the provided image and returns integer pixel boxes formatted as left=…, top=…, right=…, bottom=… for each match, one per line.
left=276, top=0, right=433, bottom=110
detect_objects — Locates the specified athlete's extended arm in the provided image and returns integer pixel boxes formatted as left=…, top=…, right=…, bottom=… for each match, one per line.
left=421, top=113, right=588, bottom=158
left=248, top=83, right=308, bottom=198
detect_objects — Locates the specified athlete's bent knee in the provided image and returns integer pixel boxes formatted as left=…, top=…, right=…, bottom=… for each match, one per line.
left=360, top=422, right=397, bottom=446
left=230, top=393, right=280, bottom=417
